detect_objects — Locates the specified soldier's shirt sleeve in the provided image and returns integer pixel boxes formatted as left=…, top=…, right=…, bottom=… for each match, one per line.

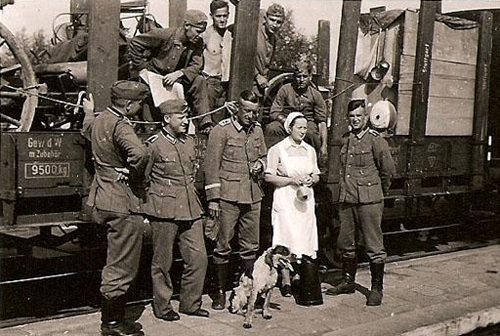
left=128, top=28, right=165, bottom=70
left=312, top=89, right=327, bottom=124
left=373, top=136, right=396, bottom=195
left=81, top=110, right=95, bottom=141
left=257, top=127, right=268, bottom=169
left=270, top=86, right=287, bottom=121
left=204, top=126, right=226, bottom=201
left=114, top=122, right=148, bottom=176
left=182, top=40, right=204, bottom=83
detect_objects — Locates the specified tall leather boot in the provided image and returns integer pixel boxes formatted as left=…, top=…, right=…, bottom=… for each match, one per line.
left=101, top=296, right=144, bottom=336
left=241, top=258, right=255, bottom=278
left=325, top=257, right=357, bottom=296
left=212, top=263, right=229, bottom=310
left=366, top=262, right=384, bottom=306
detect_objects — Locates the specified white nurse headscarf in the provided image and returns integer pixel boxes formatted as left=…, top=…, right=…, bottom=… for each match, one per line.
left=284, top=112, right=305, bottom=134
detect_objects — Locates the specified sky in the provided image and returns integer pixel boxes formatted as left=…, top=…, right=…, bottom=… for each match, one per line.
left=2, top=0, right=500, bottom=79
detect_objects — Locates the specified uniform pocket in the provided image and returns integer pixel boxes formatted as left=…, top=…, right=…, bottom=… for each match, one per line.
left=356, top=178, right=383, bottom=203
left=148, top=187, right=177, bottom=219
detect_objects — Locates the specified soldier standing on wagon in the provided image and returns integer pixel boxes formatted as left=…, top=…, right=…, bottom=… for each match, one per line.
left=82, top=81, right=149, bottom=336
left=142, top=100, right=209, bottom=321
left=253, top=3, right=285, bottom=102
left=325, top=99, right=396, bottom=306
left=202, top=0, right=233, bottom=123
left=204, top=90, right=267, bottom=310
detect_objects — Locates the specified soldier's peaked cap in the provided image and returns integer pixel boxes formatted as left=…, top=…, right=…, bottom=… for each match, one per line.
left=266, top=3, right=285, bottom=17
left=184, top=10, right=208, bottom=28
left=111, top=80, right=149, bottom=101
left=159, top=99, right=189, bottom=115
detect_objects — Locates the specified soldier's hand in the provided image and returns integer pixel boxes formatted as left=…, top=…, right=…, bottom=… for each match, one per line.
left=225, top=101, right=238, bottom=115
left=208, top=201, right=220, bottom=219
left=115, top=167, right=130, bottom=183
left=255, top=74, right=269, bottom=88
left=162, top=71, right=183, bottom=87
left=83, top=93, right=95, bottom=115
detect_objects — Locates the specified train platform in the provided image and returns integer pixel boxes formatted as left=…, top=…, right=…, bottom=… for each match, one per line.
left=2, top=244, right=500, bottom=336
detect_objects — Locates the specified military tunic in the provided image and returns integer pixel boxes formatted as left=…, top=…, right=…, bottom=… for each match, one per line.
left=85, top=107, right=148, bottom=299
left=143, top=128, right=207, bottom=316
left=266, top=82, right=327, bottom=150
left=337, top=127, right=396, bottom=263
left=204, top=117, right=267, bottom=264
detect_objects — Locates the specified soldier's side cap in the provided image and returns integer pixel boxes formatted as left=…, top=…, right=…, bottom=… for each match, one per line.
left=184, top=9, right=208, bottom=28
left=347, top=99, right=366, bottom=112
left=266, top=3, right=285, bottom=17
left=111, top=80, right=149, bottom=101
left=159, top=99, right=189, bottom=115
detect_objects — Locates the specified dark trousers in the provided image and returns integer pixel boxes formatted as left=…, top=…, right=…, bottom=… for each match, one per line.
left=181, top=75, right=211, bottom=128
left=205, top=76, right=228, bottom=124
left=93, top=209, right=144, bottom=299
left=213, top=200, right=261, bottom=265
left=150, top=218, right=207, bottom=315
left=264, top=120, right=321, bottom=151
left=337, top=202, right=387, bottom=263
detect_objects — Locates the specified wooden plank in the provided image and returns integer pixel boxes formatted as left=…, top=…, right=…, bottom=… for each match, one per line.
left=169, top=0, right=187, bottom=28
left=432, top=20, right=478, bottom=64
left=405, top=0, right=440, bottom=197
left=326, top=0, right=361, bottom=201
left=471, top=11, right=493, bottom=190
left=87, top=0, right=120, bottom=111
left=317, top=20, right=330, bottom=86
left=228, top=0, right=261, bottom=100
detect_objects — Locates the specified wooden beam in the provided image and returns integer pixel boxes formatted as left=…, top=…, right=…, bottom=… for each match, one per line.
left=405, top=0, right=439, bottom=197
left=87, top=0, right=120, bottom=111
left=326, top=0, right=361, bottom=201
left=228, top=0, right=261, bottom=100
left=471, top=11, right=493, bottom=190
left=169, top=0, right=187, bottom=27
left=317, top=20, right=330, bottom=87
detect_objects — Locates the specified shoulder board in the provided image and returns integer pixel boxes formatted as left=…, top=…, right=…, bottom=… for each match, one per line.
left=145, top=134, right=159, bottom=144
left=218, top=118, right=231, bottom=127
left=368, top=129, right=380, bottom=137
left=253, top=121, right=262, bottom=128
left=342, top=131, right=350, bottom=138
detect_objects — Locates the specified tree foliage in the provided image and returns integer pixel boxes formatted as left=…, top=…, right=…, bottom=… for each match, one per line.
left=271, top=8, right=317, bottom=71
left=0, top=28, right=51, bottom=68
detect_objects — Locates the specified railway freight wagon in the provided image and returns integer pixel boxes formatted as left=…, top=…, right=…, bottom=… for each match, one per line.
left=327, top=2, right=497, bottom=232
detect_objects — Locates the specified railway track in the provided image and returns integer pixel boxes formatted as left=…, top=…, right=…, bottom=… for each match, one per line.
left=1, top=213, right=499, bottom=329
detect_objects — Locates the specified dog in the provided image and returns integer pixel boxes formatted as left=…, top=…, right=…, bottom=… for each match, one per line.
left=228, top=245, right=294, bottom=329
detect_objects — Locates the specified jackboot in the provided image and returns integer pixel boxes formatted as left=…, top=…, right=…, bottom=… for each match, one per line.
left=241, top=258, right=255, bottom=278
left=212, top=263, right=229, bottom=310
left=101, top=296, right=144, bottom=336
left=325, top=257, right=357, bottom=296
left=366, top=262, right=384, bottom=306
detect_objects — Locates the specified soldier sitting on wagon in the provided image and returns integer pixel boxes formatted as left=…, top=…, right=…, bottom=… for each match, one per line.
left=128, top=9, right=212, bottom=133
left=265, top=60, right=328, bottom=164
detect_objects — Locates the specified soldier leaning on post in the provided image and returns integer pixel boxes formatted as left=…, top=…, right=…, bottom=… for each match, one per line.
left=128, top=9, right=212, bottom=133
left=142, top=100, right=209, bottom=322
left=325, top=99, right=396, bottom=306
left=81, top=81, right=150, bottom=336
left=204, top=90, right=267, bottom=310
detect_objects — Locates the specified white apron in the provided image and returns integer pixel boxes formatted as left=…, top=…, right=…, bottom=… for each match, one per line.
left=271, top=143, right=318, bottom=258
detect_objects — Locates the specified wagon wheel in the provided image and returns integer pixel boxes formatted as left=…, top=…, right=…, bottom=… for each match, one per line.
left=0, top=21, right=39, bottom=131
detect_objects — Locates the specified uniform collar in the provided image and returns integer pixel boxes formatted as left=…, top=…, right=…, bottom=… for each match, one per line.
left=231, top=116, right=258, bottom=133
left=353, top=127, right=369, bottom=140
left=283, top=136, right=307, bottom=150
left=161, top=127, right=186, bottom=144
left=107, top=107, right=131, bottom=123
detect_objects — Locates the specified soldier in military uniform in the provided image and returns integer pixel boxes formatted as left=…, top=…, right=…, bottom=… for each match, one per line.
left=204, top=90, right=267, bottom=310
left=142, top=100, right=209, bottom=321
left=128, top=10, right=212, bottom=131
left=325, top=99, right=396, bottom=306
left=82, top=81, right=149, bottom=336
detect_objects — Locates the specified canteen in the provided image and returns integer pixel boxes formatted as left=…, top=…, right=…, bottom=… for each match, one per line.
left=296, top=186, right=312, bottom=202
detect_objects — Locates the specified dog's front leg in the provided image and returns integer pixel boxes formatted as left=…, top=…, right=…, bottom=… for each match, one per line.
left=262, top=290, right=272, bottom=320
left=243, top=290, right=257, bottom=329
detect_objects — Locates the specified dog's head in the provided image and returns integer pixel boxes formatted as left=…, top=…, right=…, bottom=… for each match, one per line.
left=264, top=245, right=294, bottom=271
